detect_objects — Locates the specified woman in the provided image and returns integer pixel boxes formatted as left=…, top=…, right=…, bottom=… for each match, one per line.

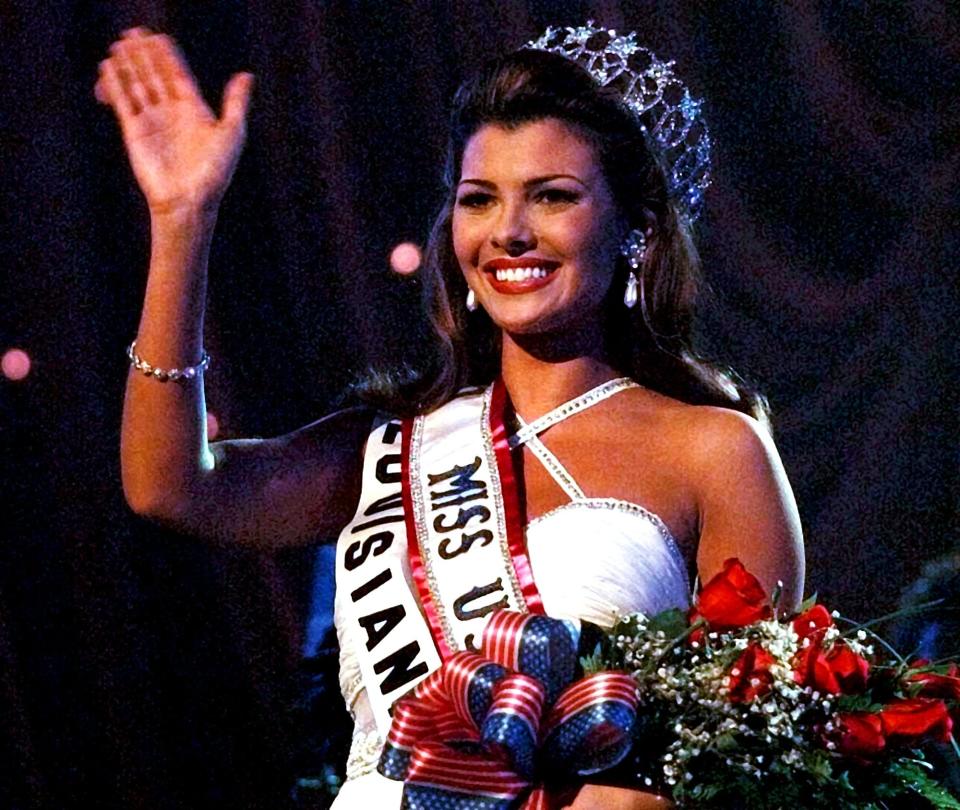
left=97, top=23, right=804, bottom=809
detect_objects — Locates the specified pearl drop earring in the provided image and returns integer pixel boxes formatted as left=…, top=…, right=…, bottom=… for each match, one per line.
left=619, top=229, right=647, bottom=309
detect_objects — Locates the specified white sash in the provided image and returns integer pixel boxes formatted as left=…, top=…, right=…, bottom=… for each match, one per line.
left=334, top=416, right=441, bottom=736
left=334, top=385, right=540, bottom=735
left=405, top=385, right=532, bottom=657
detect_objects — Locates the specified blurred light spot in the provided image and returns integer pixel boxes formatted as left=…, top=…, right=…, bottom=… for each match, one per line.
left=2, top=349, right=31, bottom=381
left=206, top=412, right=220, bottom=440
left=390, top=242, right=422, bottom=275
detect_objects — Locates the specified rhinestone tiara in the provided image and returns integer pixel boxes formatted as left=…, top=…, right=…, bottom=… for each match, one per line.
left=526, top=22, right=712, bottom=222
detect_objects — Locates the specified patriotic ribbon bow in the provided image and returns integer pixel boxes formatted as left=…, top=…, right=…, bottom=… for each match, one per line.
left=378, top=610, right=639, bottom=809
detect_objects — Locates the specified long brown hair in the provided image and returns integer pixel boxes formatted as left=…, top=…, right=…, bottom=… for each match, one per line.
left=358, top=49, right=768, bottom=425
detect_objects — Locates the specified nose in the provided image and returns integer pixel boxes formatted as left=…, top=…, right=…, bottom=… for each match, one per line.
left=490, top=200, right=536, bottom=255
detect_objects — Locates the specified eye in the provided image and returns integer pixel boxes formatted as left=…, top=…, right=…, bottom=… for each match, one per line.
left=456, top=191, right=495, bottom=209
left=535, top=188, right=580, bottom=205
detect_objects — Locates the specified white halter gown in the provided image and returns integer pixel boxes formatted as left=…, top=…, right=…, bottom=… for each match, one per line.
left=331, top=381, right=692, bottom=807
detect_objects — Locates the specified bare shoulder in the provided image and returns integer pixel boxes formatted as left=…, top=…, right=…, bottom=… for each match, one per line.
left=671, top=404, right=775, bottom=478
left=625, top=394, right=804, bottom=608
left=659, top=400, right=794, bottom=526
left=615, top=389, right=772, bottom=472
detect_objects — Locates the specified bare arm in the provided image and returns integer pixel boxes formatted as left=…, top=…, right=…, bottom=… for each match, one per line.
left=99, top=29, right=365, bottom=548
left=692, top=409, right=805, bottom=613
left=143, top=409, right=373, bottom=549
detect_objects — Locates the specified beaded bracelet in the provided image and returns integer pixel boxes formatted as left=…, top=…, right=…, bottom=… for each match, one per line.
left=126, top=340, right=210, bottom=382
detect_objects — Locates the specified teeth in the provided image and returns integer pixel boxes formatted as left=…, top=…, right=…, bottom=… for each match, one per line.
left=494, top=266, right=553, bottom=282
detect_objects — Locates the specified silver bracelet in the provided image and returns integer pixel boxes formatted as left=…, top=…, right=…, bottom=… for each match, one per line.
left=126, top=340, right=210, bottom=382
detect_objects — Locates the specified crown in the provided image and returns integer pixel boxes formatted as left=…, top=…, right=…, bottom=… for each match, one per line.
left=526, top=22, right=712, bottom=222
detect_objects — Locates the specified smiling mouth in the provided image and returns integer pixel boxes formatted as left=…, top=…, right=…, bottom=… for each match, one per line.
left=482, top=258, right=561, bottom=293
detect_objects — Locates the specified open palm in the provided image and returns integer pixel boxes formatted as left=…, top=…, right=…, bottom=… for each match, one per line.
left=96, top=28, right=253, bottom=214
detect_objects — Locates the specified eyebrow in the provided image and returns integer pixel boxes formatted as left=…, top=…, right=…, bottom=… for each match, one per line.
left=457, top=174, right=587, bottom=189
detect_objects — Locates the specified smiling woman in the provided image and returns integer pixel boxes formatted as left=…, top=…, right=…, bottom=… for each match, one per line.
left=453, top=119, right=624, bottom=337
left=100, top=22, right=803, bottom=810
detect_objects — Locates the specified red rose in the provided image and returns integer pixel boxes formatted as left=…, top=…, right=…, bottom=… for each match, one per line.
left=825, top=642, right=870, bottom=693
left=906, top=660, right=960, bottom=702
left=834, top=712, right=885, bottom=760
left=792, top=604, right=833, bottom=642
left=880, top=698, right=954, bottom=744
left=692, top=558, right=772, bottom=631
left=793, top=640, right=870, bottom=695
left=805, top=647, right=843, bottom=694
left=726, top=642, right=777, bottom=702
left=793, top=643, right=837, bottom=693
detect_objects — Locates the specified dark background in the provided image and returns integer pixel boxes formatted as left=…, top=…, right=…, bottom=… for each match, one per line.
left=1, top=1, right=957, bottom=808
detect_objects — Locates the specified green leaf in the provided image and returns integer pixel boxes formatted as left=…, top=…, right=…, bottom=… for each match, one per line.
left=835, top=694, right=883, bottom=712
left=647, top=607, right=689, bottom=638
left=890, top=758, right=960, bottom=809
left=804, top=750, right=834, bottom=782
left=799, top=592, right=819, bottom=613
left=579, top=642, right=606, bottom=675
left=909, top=662, right=960, bottom=676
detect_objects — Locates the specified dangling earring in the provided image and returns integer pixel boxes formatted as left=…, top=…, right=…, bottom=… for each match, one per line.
left=624, top=272, right=639, bottom=309
left=619, top=228, right=647, bottom=309
left=465, top=288, right=478, bottom=312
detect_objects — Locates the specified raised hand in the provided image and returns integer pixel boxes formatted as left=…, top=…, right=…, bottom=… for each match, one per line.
left=95, top=27, right=254, bottom=216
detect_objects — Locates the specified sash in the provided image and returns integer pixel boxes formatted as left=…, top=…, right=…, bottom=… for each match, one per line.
left=335, top=416, right=442, bottom=736
left=402, top=381, right=543, bottom=659
left=335, top=382, right=543, bottom=735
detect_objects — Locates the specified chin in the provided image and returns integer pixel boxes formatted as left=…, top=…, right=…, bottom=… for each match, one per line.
left=485, top=289, right=609, bottom=339
left=485, top=302, right=560, bottom=335
left=492, top=308, right=598, bottom=344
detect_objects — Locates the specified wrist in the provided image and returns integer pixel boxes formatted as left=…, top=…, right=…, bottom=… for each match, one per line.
left=149, top=206, right=220, bottom=264
left=149, top=199, right=220, bottom=233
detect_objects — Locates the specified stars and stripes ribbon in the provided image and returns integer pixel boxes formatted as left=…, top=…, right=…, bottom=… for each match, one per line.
left=378, top=610, right=639, bottom=809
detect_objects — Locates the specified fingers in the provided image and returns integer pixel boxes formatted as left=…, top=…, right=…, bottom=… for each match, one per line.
left=220, top=72, right=255, bottom=130
left=115, top=38, right=164, bottom=107
left=97, top=38, right=149, bottom=114
left=95, top=28, right=199, bottom=112
left=150, top=34, right=203, bottom=104
left=96, top=28, right=149, bottom=105
left=94, top=70, right=108, bottom=104
left=96, top=58, right=136, bottom=118
left=95, top=27, right=250, bottom=131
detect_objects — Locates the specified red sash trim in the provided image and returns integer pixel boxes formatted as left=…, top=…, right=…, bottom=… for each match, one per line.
left=401, top=417, right=454, bottom=660
left=490, top=378, right=544, bottom=615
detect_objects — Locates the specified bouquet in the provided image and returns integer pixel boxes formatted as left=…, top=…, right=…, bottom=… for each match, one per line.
left=587, top=558, right=960, bottom=808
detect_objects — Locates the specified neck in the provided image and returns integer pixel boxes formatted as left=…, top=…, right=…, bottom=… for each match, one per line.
left=499, top=321, right=622, bottom=420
